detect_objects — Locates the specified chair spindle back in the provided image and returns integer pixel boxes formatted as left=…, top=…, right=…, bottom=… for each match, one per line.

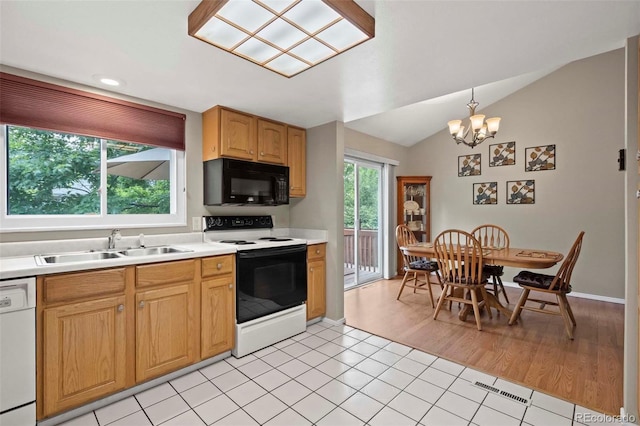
left=434, top=229, right=484, bottom=284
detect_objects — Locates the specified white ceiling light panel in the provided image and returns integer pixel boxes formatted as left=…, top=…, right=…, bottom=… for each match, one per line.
left=188, top=0, right=375, bottom=77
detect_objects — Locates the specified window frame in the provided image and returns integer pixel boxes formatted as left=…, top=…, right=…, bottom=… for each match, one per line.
left=1, top=125, right=186, bottom=232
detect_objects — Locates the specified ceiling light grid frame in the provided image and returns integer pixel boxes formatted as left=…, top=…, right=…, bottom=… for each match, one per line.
left=188, top=0, right=375, bottom=77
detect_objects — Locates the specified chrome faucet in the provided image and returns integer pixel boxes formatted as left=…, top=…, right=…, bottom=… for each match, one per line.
left=108, top=229, right=121, bottom=250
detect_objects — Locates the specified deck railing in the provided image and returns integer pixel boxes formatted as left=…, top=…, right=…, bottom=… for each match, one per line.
left=344, top=229, right=379, bottom=271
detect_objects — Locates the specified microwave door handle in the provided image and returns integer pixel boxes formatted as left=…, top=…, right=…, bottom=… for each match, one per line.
left=237, top=245, right=306, bottom=259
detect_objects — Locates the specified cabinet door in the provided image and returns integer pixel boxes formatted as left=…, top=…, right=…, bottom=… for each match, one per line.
left=288, top=126, right=306, bottom=197
left=43, top=296, right=127, bottom=416
left=257, top=119, right=287, bottom=165
left=307, top=259, right=326, bottom=320
left=220, top=109, right=256, bottom=161
left=136, top=284, right=196, bottom=382
left=201, top=276, right=234, bottom=359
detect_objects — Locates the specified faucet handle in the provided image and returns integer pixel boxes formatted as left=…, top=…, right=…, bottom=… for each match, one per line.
left=139, top=233, right=145, bottom=248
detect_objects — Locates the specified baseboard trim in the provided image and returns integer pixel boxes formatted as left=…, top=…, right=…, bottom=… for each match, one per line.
left=321, top=317, right=346, bottom=327
left=501, top=280, right=625, bottom=305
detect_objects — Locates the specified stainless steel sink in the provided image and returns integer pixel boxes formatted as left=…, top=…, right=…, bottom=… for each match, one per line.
left=35, top=245, right=192, bottom=265
left=119, top=246, right=192, bottom=257
left=35, top=251, right=124, bottom=265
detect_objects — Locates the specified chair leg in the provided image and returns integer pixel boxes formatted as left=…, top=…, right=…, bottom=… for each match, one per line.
left=496, top=275, right=509, bottom=304
left=469, top=288, right=483, bottom=331
left=433, top=284, right=450, bottom=320
left=396, top=272, right=411, bottom=300
left=509, top=288, right=530, bottom=325
left=556, top=294, right=575, bottom=340
left=479, top=286, right=492, bottom=319
left=562, top=294, right=576, bottom=326
left=425, top=272, right=435, bottom=308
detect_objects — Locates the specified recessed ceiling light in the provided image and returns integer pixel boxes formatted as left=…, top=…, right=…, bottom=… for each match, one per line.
left=92, top=74, right=125, bottom=87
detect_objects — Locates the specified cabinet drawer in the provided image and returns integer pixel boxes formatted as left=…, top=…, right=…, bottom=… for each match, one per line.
left=307, top=244, right=326, bottom=261
left=202, top=255, right=234, bottom=278
left=136, top=259, right=196, bottom=288
left=44, top=268, right=126, bottom=304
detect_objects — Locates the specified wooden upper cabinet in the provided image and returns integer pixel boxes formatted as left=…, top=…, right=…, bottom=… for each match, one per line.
left=288, top=126, right=306, bottom=197
left=202, top=106, right=257, bottom=162
left=257, top=119, right=287, bottom=165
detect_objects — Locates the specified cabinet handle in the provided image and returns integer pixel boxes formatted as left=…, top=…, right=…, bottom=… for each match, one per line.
left=228, top=284, right=233, bottom=289
left=117, top=304, right=124, bottom=312
left=217, top=263, right=223, bottom=270
left=260, top=152, right=264, bottom=156
left=139, top=301, right=145, bottom=309
left=315, top=249, right=320, bottom=254
left=310, top=267, right=314, bottom=272
left=250, top=150, right=254, bottom=154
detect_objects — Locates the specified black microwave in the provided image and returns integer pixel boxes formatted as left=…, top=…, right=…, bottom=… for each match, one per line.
left=203, top=158, right=289, bottom=206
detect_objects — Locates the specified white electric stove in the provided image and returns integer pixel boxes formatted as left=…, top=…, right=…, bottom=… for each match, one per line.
left=203, top=215, right=308, bottom=357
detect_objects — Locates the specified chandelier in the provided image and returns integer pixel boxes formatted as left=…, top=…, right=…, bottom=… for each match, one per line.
left=447, top=88, right=501, bottom=149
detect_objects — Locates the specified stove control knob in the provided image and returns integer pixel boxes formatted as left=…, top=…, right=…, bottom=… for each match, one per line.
left=215, top=218, right=223, bottom=227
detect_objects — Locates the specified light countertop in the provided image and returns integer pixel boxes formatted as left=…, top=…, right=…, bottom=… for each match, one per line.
left=0, top=229, right=328, bottom=280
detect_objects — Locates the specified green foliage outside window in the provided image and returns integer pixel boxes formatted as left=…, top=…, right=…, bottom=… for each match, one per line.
left=344, top=162, right=379, bottom=230
left=7, top=126, right=170, bottom=215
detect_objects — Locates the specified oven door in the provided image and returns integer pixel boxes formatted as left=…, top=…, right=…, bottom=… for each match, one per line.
left=236, top=244, right=307, bottom=324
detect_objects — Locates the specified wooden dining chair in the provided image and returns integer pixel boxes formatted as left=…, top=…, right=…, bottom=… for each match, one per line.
left=433, top=229, right=491, bottom=331
left=395, top=224, right=442, bottom=307
left=471, top=224, right=510, bottom=304
left=508, top=231, right=585, bottom=339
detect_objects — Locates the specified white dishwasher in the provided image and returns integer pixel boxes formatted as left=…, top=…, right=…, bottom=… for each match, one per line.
left=0, top=277, right=36, bottom=426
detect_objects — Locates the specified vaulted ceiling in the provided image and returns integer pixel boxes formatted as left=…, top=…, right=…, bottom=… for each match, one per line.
left=1, top=1, right=639, bottom=146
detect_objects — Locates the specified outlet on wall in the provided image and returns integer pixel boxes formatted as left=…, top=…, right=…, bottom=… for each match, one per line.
left=192, top=217, right=202, bottom=232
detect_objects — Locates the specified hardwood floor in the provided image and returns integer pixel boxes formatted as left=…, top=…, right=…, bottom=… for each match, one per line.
left=344, top=277, right=624, bottom=415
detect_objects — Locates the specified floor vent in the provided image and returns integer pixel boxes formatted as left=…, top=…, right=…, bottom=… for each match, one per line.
left=473, top=381, right=531, bottom=406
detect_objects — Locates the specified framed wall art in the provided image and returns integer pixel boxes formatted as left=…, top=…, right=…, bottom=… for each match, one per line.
left=489, top=141, right=515, bottom=167
left=525, top=144, right=555, bottom=171
left=458, top=154, right=481, bottom=177
left=473, top=182, right=497, bottom=205
left=506, top=180, right=535, bottom=204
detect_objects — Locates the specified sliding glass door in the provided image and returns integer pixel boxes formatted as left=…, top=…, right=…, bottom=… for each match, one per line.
left=344, top=157, right=383, bottom=289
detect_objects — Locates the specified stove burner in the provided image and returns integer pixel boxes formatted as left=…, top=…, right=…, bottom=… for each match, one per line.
left=259, top=237, right=293, bottom=242
left=219, top=240, right=256, bottom=245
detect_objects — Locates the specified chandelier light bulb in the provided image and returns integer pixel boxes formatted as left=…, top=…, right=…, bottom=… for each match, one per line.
left=448, top=119, right=462, bottom=136
left=470, top=114, right=485, bottom=132
left=486, top=117, right=501, bottom=134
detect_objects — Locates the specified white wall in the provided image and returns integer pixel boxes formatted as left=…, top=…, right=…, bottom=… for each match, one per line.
left=405, top=49, right=626, bottom=299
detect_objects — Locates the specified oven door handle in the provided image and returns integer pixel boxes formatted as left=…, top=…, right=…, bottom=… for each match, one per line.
left=237, top=244, right=307, bottom=259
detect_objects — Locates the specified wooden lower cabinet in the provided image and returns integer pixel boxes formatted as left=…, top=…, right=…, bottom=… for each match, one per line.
left=307, top=244, right=327, bottom=320
left=201, top=276, right=234, bottom=358
left=38, top=255, right=237, bottom=420
left=42, top=295, right=128, bottom=416
left=135, top=283, right=197, bottom=382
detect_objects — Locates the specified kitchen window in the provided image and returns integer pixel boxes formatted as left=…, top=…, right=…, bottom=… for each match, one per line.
left=1, top=125, right=186, bottom=232
left=0, top=72, right=186, bottom=232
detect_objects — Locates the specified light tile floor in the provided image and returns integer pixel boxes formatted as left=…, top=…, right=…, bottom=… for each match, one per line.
left=58, top=322, right=611, bottom=426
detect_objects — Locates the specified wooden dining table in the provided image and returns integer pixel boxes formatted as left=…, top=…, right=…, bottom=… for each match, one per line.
left=401, top=242, right=564, bottom=320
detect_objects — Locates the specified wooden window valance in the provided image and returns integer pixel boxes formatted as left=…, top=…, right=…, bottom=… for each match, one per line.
left=0, top=72, right=186, bottom=150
